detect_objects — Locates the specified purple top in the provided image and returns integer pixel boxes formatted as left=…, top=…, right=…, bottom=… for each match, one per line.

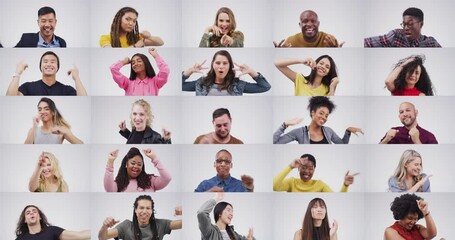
left=110, top=56, right=169, bottom=96
left=380, top=125, right=438, bottom=144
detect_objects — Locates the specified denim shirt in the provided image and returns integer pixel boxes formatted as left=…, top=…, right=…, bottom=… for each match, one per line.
left=182, top=72, right=271, bottom=96
left=194, top=175, right=246, bottom=192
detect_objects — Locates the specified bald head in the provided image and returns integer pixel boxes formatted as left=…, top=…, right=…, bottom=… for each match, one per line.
left=399, top=102, right=418, bottom=128
left=399, top=102, right=416, bottom=111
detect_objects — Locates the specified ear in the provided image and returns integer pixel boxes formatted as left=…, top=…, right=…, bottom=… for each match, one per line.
left=415, top=109, right=419, bottom=117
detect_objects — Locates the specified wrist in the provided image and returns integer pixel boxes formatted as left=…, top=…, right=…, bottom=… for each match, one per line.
left=424, top=211, right=430, bottom=217
left=282, top=122, right=288, bottom=129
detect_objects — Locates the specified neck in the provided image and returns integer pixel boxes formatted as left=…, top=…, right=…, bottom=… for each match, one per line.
left=311, top=76, right=323, bottom=86
left=309, top=121, right=322, bottom=131
left=218, top=174, right=230, bottom=180
left=303, top=33, right=318, bottom=43
left=42, top=75, right=57, bottom=85
left=215, top=77, right=224, bottom=84
left=28, top=224, right=42, bottom=235
left=41, top=121, right=54, bottom=130
left=211, top=132, right=230, bottom=144
left=136, top=126, right=146, bottom=132
left=137, top=72, right=146, bottom=80
left=404, top=122, right=418, bottom=130
left=40, top=32, right=53, bottom=44
left=216, top=221, right=226, bottom=230
left=406, top=83, right=416, bottom=88
left=313, top=219, right=322, bottom=227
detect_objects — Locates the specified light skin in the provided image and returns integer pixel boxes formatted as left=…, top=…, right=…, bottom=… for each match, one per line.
left=293, top=202, right=338, bottom=240
left=384, top=199, right=437, bottom=240
left=119, top=104, right=171, bottom=140
left=37, top=13, right=57, bottom=44
left=6, top=54, right=88, bottom=96
left=205, top=12, right=235, bottom=47
left=274, top=57, right=339, bottom=95
left=380, top=102, right=421, bottom=144
left=385, top=58, right=424, bottom=96
left=28, top=153, right=68, bottom=192
left=404, top=157, right=433, bottom=193
left=98, top=199, right=182, bottom=240
left=401, top=15, right=423, bottom=42
left=24, top=101, right=83, bottom=144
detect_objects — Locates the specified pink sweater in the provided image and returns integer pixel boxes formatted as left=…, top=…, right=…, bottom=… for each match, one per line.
left=104, top=158, right=172, bottom=192
left=110, top=56, right=169, bottom=96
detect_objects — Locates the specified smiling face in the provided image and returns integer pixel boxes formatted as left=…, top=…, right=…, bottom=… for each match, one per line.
left=299, top=11, right=319, bottom=41
left=212, top=54, right=230, bottom=82
left=40, top=54, right=58, bottom=76
left=219, top=205, right=233, bottom=225
left=120, top=11, right=137, bottom=33
left=135, top=199, right=153, bottom=225
left=131, top=55, right=145, bottom=74
left=311, top=201, right=327, bottom=221
left=24, top=206, right=41, bottom=226
left=399, top=212, right=418, bottom=230
left=126, top=155, right=143, bottom=179
left=310, top=107, right=329, bottom=127
left=398, top=102, right=418, bottom=127
left=298, top=158, right=315, bottom=182
left=37, top=101, right=54, bottom=123
left=40, top=157, right=54, bottom=178
left=217, top=12, right=231, bottom=35
left=131, top=104, right=148, bottom=131
left=212, top=114, right=231, bottom=139
left=315, top=58, right=331, bottom=77
left=402, top=15, right=422, bottom=41
left=214, top=150, right=232, bottom=179
left=405, top=65, right=421, bottom=88
left=405, top=157, right=422, bottom=177
left=37, top=13, right=56, bottom=40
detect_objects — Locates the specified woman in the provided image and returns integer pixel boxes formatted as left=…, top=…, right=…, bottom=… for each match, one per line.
left=110, top=48, right=169, bottom=96
left=384, top=194, right=437, bottom=240
left=275, top=55, right=340, bottom=96
left=385, top=55, right=434, bottom=96
left=99, top=195, right=182, bottom=240
left=28, top=152, right=68, bottom=192
left=104, top=147, right=171, bottom=192
left=24, top=97, right=83, bottom=144
left=294, top=198, right=338, bottom=240
left=182, top=50, right=271, bottom=96
left=389, top=149, right=431, bottom=192
left=100, top=7, right=164, bottom=48
left=119, top=99, right=171, bottom=144
left=199, top=7, right=244, bottom=48
left=273, top=96, right=363, bottom=144
left=197, top=193, right=254, bottom=240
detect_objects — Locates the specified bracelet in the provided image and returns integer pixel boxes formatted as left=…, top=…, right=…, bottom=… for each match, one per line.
left=424, top=212, right=430, bottom=217
left=282, top=122, right=288, bottom=129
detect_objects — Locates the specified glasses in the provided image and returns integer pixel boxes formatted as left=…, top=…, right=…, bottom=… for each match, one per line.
left=400, top=21, right=420, bottom=28
left=215, top=159, right=231, bottom=165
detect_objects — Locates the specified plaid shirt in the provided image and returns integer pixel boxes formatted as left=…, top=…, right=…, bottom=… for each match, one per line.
left=364, top=29, right=441, bottom=47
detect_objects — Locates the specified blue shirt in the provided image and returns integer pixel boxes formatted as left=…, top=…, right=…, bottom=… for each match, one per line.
left=195, top=175, right=246, bottom=192
left=38, top=33, right=61, bottom=48
left=388, top=173, right=431, bottom=192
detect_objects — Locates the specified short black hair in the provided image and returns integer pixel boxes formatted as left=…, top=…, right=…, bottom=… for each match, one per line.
left=307, top=96, right=336, bottom=116
left=403, top=7, right=423, bottom=22
left=212, top=108, right=231, bottom=121
left=300, top=153, right=316, bottom=168
left=390, top=193, right=424, bottom=220
left=38, top=6, right=56, bottom=18
left=39, top=51, right=60, bottom=72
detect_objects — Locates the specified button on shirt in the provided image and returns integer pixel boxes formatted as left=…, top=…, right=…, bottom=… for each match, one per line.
left=380, top=125, right=438, bottom=144
left=195, top=175, right=246, bottom=192
left=37, top=34, right=61, bottom=48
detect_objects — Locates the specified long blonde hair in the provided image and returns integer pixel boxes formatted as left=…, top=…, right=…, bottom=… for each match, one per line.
left=392, top=149, right=423, bottom=191
left=39, top=152, right=64, bottom=191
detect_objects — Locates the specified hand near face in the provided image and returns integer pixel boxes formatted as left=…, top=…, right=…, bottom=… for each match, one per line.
left=174, top=206, right=182, bottom=216
left=188, top=59, right=208, bottom=75
left=148, top=48, right=159, bottom=58
left=206, top=25, right=222, bottom=36
left=416, top=199, right=429, bottom=215
left=67, top=65, right=80, bottom=81
left=273, top=39, right=292, bottom=48
left=143, top=148, right=156, bottom=160
left=122, top=57, right=131, bottom=65
left=140, top=31, right=151, bottom=39
left=33, top=115, right=40, bottom=128
left=246, top=228, right=254, bottom=240
left=344, top=170, right=360, bottom=186
left=409, top=127, right=421, bottom=143
left=285, top=118, right=304, bottom=127
left=221, top=34, right=233, bottom=47
left=103, top=217, right=120, bottom=228
left=162, top=128, right=171, bottom=141
left=233, top=62, right=254, bottom=77
left=37, top=152, right=46, bottom=167
left=302, top=58, right=316, bottom=69
left=290, top=158, right=304, bottom=169
left=16, top=61, right=28, bottom=75
left=118, top=121, right=126, bottom=131
left=208, top=186, right=225, bottom=193
left=241, top=175, right=254, bottom=191
left=346, top=127, right=364, bottom=136
left=324, top=35, right=344, bottom=48
left=330, top=219, right=338, bottom=236
left=108, top=149, right=119, bottom=162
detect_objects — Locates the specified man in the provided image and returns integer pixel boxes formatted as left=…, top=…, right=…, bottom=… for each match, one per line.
left=194, top=149, right=254, bottom=192
left=15, top=6, right=66, bottom=48
left=15, top=205, right=90, bottom=240
left=380, top=102, right=438, bottom=144
left=364, top=7, right=441, bottom=47
left=273, top=154, right=358, bottom=192
left=6, top=51, right=87, bottom=96
left=273, top=10, right=343, bottom=48
left=194, top=108, right=244, bottom=144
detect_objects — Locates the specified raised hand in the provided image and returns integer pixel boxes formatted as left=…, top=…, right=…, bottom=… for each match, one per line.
left=148, top=48, right=159, bottom=58
left=273, top=39, right=292, bottom=48
left=185, top=60, right=208, bottom=76
left=205, top=25, right=221, bottom=36
left=302, top=58, right=316, bottom=69
left=246, top=228, right=254, bottom=240
left=143, top=148, right=156, bottom=160
left=241, top=175, right=254, bottom=191
left=67, top=65, right=80, bottom=81
left=122, top=57, right=131, bottom=65
left=38, top=151, right=46, bottom=167
left=174, top=206, right=182, bottom=216
left=329, top=219, right=338, bottom=236
left=233, top=62, right=254, bottom=77
left=118, top=120, right=126, bottom=131
left=324, top=35, right=344, bottom=48
left=330, top=77, right=340, bottom=87
left=16, top=61, right=28, bottom=75
left=108, top=149, right=119, bottom=162
left=33, top=115, right=40, bottom=128
left=346, top=127, right=364, bottom=136
left=416, top=199, right=429, bottom=215
left=285, top=118, right=304, bottom=127
left=213, top=192, right=224, bottom=202
left=221, top=34, right=234, bottom=47
left=344, top=170, right=360, bottom=186
left=102, top=217, right=120, bottom=228
left=162, top=128, right=171, bottom=141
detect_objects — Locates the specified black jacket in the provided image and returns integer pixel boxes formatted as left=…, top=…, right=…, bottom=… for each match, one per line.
left=119, top=126, right=171, bottom=144
left=15, top=32, right=67, bottom=47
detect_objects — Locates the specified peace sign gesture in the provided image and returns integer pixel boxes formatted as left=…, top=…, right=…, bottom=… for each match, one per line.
left=233, top=62, right=257, bottom=78
left=183, top=60, right=208, bottom=77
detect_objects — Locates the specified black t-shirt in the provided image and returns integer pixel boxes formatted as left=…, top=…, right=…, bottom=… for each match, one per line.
left=16, top=226, right=64, bottom=240
left=18, top=80, right=76, bottom=96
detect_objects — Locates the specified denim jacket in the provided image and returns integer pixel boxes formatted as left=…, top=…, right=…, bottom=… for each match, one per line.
left=182, top=72, right=271, bottom=96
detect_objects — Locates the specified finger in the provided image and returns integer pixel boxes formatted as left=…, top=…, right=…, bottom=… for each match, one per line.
left=351, top=172, right=360, bottom=176
left=339, top=41, right=346, bottom=48
left=345, top=170, right=350, bottom=176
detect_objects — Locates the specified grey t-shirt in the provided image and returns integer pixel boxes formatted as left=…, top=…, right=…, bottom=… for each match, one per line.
left=116, top=219, right=172, bottom=240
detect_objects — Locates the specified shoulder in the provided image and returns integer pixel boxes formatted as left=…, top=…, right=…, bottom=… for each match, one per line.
left=21, top=33, right=38, bottom=38
left=55, top=35, right=67, bottom=45
left=117, top=219, right=133, bottom=228
left=294, top=229, right=302, bottom=239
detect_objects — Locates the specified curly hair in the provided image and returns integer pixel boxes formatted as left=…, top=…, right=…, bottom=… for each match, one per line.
left=16, top=205, right=50, bottom=237
left=304, top=55, right=338, bottom=95
left=200, top=50, right=236, bottom=94
left=129, top=53, right=156, bottom=80
left=301, top=198, right=331, bottom=240
left=393, top=55, right=434, bottom=96
left=110, top=7, right=140, bottom=47
left=115, top=147, right=153, bottom=192
left=307, top=96, right=336, bottom=117
left=390, top=194, right=424, bottom=220
left=209, top=7, right=243, bottom=47
left=132, top=195, right=158, bottom=240
left=214, top=201, right=236, bottom=240
left=391, top=149, right=424, bottom=192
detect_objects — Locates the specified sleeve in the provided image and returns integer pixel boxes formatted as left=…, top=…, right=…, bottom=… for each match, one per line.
left=273, top=126, right=300, bottom=144
left=195, top=180, right=208, bottom=192
left=150, top=158, right=172, bottom=191
left=421, top=173, right=431, bottom=192
left=197, top=199, right=216, bottom=238
left=388, top=177, right=403, bottom=192
left=231, top=31, right=244, bottom=47
left=110, top=60, right=130, bottom=90
left=182, top=73, right=198, bottom=92
left=14, top=34, right=25, bottom=47
left=104, top=166, right=118, bottom=192
left=328, top=128, right=351, bottom=144
left=99, top=34, right=111, bottom=47
left=272, top=165, right=293, bottom=191
left=339, top=183, right=348, bottom=192
left=115, top=220, right=130, bottom=239
left=242, top=73, right=271, bottom=93
left=18, top=82, right=29, bottom=95
left=318, top=180, right=334, bottom=192
left=199, top=33, right=210, bottom=47
left=51, top=226, right=65, bottom=238
left=426, top=133, right=438, bottom=144
left=156, top=218, right=172, bottom=236
left=364, top=30, right=396, bottom=47
left=153, top=56, right=169, bottom=89
left=119, top=129, right=131, bottom=140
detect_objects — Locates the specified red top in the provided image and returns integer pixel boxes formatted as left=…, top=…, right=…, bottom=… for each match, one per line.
left=392, top=87, right=423, bottom=96
left=390, top=221, right=423, bottom=240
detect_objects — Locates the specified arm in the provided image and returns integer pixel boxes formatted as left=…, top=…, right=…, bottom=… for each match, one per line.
left=197, top=198, right=218, bottom=237
left=408, top=174, right=432, bottom=193
left=61, top=127, right=83, bottom=144
left=28, top=156, right=43, bottom=192
left=274, top=59, right=305, bottom=83
left=100, top=35, right=112, bottom=48
left=6, top=61, right=28, bottom=96
left=143, top=148, right=172, bottom=191
left=181, top=72, right=198, bottom=92
left=230, top=31, right=244, bottom=47
left=119, top=128, right=131, bottom=140
left=327, top=77, right=340, bottom=96
left=182, top=60, right=207, bottom=92
left=241, top=72, right=271, bottom=93
left=61, top=180, right=69, bottom=192
left=59, top=230, right=90, bottom=240
left=379, top=129, right=398, bottom=144
left=24, top=118, right=38, bottom=143
left=104, top=150, right=119, bottom=192
left=98, top=217, right=119, bottom=240
left=417, top=200, right=437, bottom=239
left=364, top=30, right=396, bottom=48
left=384, top=228, right=406, bottom=240
left=199, top=33, right=211, bottom=47
left=67, top=65, right=87, bottom=96
left=110, top=59, right=131, bottom=90
left=141, top=31, right=164, bottom=46
left=150, top=49, right=169, bottom=89
left=272, top=164, right=293, bottom=191
left=385, top=58, right=415, bottom=93
left=293, top=229, right=302, bottom=240
left=273, top=119, right=304, bottom=144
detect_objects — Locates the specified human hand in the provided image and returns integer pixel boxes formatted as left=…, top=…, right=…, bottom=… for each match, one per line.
left=213, top=192, right=224, bottom=201
left=33, top=115, right=40, bottom=128
left=108, top=149, right=119, bottom=162
left=385, top=129, right=398, bottom=141
left=241, top=175, right=254, bottom=191
left=148, top=48, right=159, bottom=58
left=209, top=186, right=225, bottom=193
left=346, top=127, right=364, bottom=136
left=122, top=57, right=131, bottom=65
left=37, top=151, right=46, bottom=167
left=302, top=58, right=316, bottom=69
left=186, top=60, right=208, bottom=75
left=16, top=61, right=28, bottom=75
left=140, top=31, right=151, bottom=39
left=143, top=148, right=156, bottom=160
left=324, top=35, right=344, bottom=48
left=246, top=228, right=254, bottom=240
left=118, top=120, right=126, bottom=131
left=330, top=77, right=340, bottom=87
left=416, top=199, right=429, bottom=215
left=330, top=219, right=338, bottom=236
left=400, top=57, right=415, bottom=68
left=205, top=25, right=222, bottom=36
left=417, top=174, right=433, bottom=187
left=162, top=128, right=171, bottom=141
left=174, top=206, right=182, bottom=216
left=67, top=65, right=80, bottom=81
left=51, top=126, right=69, bottom=136
left=103, top=217, right=120, bottom=228
left=409, top=127, right=421, bottom=143
left=233, top=62, right=254, bottom=77
left=285, top=118, right=304, bottom=127
left=273, top=39, right=292, bottom=48
left=289, top=158, right=304, bottom=169
left=221, top=34, right=233, bottom=47
left=344, top=170, right=360, bottom=186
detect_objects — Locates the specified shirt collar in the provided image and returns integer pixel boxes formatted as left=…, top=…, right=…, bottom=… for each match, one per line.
left=38, top=32, right=60, bottom=48
left=136, top=77, right=149, bottom=84
left=216, top=175, right=232, bottom=184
